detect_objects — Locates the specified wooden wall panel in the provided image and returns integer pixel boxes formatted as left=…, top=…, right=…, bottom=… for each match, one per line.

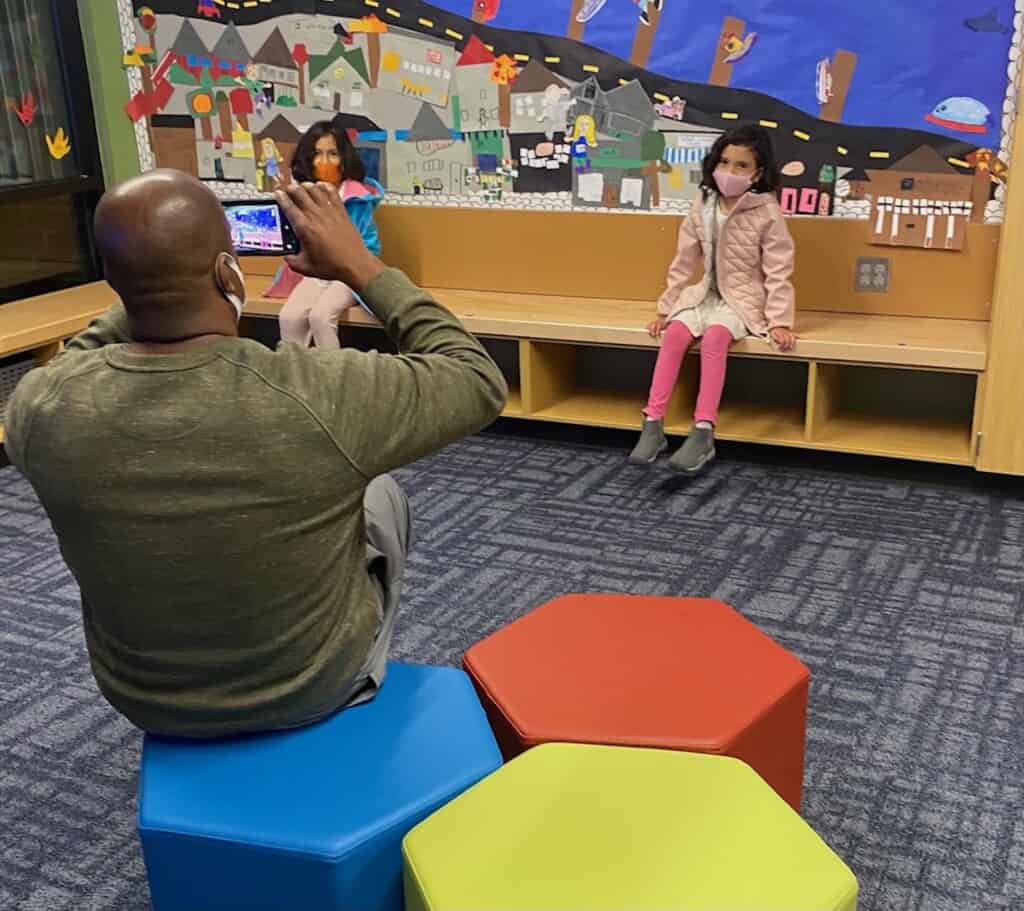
left=372, top=205, right=999, bottom=321
left=977, top=78, right=1024, bottom=474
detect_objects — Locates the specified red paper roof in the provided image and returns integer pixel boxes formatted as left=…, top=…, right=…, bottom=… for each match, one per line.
left=457, top=34, right=495, bottom=67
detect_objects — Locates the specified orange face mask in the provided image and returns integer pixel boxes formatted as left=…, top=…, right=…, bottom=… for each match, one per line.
left=313, top=160, right=342, bottom=184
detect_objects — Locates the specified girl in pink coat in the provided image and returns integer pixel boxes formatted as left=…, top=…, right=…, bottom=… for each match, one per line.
left=629, top=125, right=796, bottom=474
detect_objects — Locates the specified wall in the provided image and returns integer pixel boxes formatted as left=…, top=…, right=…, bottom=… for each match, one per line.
left=78, top=0, right=141, bottom=186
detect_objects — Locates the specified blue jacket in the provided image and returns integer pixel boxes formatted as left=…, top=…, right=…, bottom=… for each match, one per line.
left=341, top=178, right=385, bottom=256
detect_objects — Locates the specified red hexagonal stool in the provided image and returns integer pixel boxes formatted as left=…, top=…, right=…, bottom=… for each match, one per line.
left=464, top=594, right=811, bottom=811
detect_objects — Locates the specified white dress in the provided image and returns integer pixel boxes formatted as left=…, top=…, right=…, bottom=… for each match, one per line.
left=671, top=198, right=749, bottom=342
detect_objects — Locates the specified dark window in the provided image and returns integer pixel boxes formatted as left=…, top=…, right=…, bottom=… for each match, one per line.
left=0, top=1, right=103, bottom=303
left=356, top=147, right=381, bottom=183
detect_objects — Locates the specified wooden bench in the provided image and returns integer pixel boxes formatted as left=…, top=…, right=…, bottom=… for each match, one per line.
left=0, top=208, right=1000, bottom=469
left=238, top=203, right=996, bottom=468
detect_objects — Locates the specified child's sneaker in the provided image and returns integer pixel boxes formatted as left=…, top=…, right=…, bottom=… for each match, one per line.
left=669, top=424, right=716, bottom=474
left=640, top=9, right=651, bottom=24
left=628, top=418, right=668, bottom=465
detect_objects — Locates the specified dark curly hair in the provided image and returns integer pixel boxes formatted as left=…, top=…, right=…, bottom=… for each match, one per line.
left=289, top=120, right=365, bottom=184
left=699, top=125, right=780, bottom=199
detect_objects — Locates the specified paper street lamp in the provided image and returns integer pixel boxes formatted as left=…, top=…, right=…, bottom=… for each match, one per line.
left=138, top=6, right=158, bottom=34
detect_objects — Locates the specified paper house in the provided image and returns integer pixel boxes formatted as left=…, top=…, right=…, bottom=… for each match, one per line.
left=509, top=61, right=571, bottom=137
left=454, top=36, right=502, bottom=134
left=387, top=103, right=471, bottom=195
left=376, top=32, right=456, bottom=109
left=659, top=128, right=720, bottom=201
left=867, top=145, right=974, bottom=250
left=308, top=44, right=371, bottom=114
left=252, top=28, right=300, bottom=104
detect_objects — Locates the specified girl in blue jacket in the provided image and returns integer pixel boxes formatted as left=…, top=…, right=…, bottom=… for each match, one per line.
left=278, top=121, right=384, bottom=349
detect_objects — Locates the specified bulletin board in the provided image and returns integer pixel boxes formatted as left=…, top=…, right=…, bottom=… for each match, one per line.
left=119, top=0, right=1019, bottom=223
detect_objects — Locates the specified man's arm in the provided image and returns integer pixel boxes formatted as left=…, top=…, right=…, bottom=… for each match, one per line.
left=59, top=302, right=132, bottom=356
left=311, top=269, right=507, bottom=478
left=275, top=183, right=506, bottom=477
left=4, top=302, right=130, bottom=472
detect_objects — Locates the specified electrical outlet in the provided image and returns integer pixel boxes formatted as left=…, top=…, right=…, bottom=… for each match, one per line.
left=855, top=256, right=890, bottom=293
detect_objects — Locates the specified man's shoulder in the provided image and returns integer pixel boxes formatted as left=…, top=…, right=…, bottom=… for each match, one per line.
left=10, top=346, right=105, bottom=406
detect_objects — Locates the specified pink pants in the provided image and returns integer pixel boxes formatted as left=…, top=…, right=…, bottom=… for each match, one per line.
left=644, top=321, right=732, bottom=424
left=278, top=278, right=357, bottom=349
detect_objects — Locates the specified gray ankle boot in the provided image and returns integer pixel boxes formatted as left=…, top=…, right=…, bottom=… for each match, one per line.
left=628, top=418, right=668, bottom=465
left=669, top=424, right=716, bottom=474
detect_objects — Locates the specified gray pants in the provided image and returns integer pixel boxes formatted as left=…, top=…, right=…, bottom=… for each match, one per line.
left=344, top=473, right=411, bottom=708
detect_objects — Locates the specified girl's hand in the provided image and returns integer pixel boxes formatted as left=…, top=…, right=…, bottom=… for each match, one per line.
left=770, top=327, right=797, bottom=351
left=647, top=316, right=668, bottom=338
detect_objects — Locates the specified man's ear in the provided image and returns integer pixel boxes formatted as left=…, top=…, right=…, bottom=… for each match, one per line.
left=214, top=252, right=245, bottom=299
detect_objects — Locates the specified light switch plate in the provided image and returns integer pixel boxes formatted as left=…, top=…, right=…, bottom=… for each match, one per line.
left=855, top=256, right=890, bottom=293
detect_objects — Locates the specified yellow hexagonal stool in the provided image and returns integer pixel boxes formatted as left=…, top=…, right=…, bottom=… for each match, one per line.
left=403, top=743, right=857, bottom=911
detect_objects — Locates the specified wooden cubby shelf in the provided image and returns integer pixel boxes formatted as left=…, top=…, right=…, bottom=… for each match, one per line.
left=807, top=362, right=976, bottom=465
left=503, top=337, right=979, bottom=465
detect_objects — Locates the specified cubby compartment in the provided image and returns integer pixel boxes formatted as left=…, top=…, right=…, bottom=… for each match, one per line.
left=342, top=329, right=523, bottom=418
left=522, top=342, right=657, bottom=430
left=670, top=354, right=809, bottom=444
left=480, top=337, right=522, bottom=416
left=808, top=363, right=976, bottom=464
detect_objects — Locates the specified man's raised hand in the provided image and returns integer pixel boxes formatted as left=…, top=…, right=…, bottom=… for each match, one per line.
left=275, top=182, right=383, bottom=291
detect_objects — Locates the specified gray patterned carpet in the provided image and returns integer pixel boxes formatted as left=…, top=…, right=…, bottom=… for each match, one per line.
left=2, top=426, right=1023, bottom=911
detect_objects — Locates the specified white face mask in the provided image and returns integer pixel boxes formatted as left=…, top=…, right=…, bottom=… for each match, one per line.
left=215, top=252, right=246, bottom=320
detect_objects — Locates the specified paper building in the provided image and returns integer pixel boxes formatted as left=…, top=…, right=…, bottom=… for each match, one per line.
left=252, top=28, right=300, bottom=104
left=659, top=128, right=720, bottom=201
left=867, top=145, right=974, bottom=250
left=570, top=77, right=656, bottom=141
left=332, top=112, right=387, bottom=183
left=387, top=102, right=471, bottom=195
left=454, top=36, right=502, bottom=133
left=569, top=78, right=658, bottom=209
left=211, top=23, right=251, bottom=69
left=308, top=44, right=370, bottom=114
left=509, top=61, right=571, bottom=137
left=376, top=32, right=456, bottom=108
left=510, top=132, right=572, bottom=193
left=171, top=20, right=210, bottom=62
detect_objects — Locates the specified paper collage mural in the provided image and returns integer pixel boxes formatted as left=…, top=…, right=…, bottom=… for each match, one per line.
left=120, top=0, right=1021, bottom=230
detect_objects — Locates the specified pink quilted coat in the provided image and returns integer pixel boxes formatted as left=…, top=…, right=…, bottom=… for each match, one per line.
left=656, top=191, right=796, bottom=336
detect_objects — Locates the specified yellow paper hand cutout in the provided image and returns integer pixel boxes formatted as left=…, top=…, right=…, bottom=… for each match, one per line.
left=46, top=127, right=72, bottom=160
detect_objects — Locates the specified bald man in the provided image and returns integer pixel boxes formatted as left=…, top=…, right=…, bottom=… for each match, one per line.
left=5, top=170, right=506, bottom=737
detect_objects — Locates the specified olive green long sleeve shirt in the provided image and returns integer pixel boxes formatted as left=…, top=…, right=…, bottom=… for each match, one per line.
left=5, top=269, right=506, bottom=737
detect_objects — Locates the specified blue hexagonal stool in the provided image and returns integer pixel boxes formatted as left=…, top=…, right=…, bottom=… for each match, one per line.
left=138, top=663, right=501, bottom=911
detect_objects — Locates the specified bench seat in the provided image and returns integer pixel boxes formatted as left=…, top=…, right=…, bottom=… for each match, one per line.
left=243, top=279, right=988, bottom=372
left=1, top=278, right=988, bottom=466
left=0, top=279, right=987, bottom=374
left=0, top=283, right=116, bottom=359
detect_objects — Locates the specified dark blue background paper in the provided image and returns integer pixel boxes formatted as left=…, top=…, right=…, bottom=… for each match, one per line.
left=435, top=0, right=1014, bottom=138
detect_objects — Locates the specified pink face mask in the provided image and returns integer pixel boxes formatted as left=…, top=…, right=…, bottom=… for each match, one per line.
left=713, top=169, right=753, bottom=199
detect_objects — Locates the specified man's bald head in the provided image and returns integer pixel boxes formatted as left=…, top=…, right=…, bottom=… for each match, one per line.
left=95, top=170, right=240, bottom=341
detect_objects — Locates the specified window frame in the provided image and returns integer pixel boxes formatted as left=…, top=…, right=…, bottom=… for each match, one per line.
left=0, top=0, right=104, bottom=303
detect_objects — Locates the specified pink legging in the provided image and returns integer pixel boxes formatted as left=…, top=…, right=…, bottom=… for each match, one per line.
left=279, top=278, right=357, bottom=349
left=644, top=321, right=732, bottom=424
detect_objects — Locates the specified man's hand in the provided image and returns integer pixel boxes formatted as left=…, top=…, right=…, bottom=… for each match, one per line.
left=275, top=182, right=384, bottom=291
left=770, top=327, right=797, bottom=352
